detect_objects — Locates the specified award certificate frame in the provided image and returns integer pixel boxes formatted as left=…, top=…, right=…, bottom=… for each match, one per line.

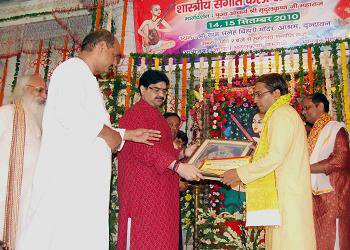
left=188, top=139, right=254, bottom=166
left=188, top=139, right=254, bottom=180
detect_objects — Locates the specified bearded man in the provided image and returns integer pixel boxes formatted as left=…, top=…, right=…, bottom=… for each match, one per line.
left=0, top=74, right=47, bottom=250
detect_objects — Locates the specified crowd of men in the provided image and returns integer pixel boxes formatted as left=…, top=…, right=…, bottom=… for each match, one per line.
left=0, top=29, right=348, bottom=250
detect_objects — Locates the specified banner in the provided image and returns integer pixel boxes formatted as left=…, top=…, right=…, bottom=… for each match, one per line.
left=133, top=0, right=350, bottom=54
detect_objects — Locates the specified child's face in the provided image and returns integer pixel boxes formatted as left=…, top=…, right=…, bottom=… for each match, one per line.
left=252, top=113, right=263, bottom=134
left=174, top=138, right=185, bottom=149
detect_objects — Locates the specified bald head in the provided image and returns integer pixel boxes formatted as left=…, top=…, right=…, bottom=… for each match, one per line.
left=79, top=30, right=122, bottom=75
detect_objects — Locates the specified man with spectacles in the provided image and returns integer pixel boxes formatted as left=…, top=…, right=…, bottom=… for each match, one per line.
left=117, top=69, right=203, bottom=249
left=0, top=74, right=47, bottom=250
left=221, top=73, right=316, bottom=250
left=16, top=30, right=162, bottom=250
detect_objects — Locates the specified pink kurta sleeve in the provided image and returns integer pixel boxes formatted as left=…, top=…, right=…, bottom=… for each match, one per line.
left=126, top=142, right=176, bottom=174
left=320, top=128, right=350, bottom=175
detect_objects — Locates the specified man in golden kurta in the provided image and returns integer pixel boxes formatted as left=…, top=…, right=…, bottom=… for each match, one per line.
left=222, top=73, right=316, bottom=250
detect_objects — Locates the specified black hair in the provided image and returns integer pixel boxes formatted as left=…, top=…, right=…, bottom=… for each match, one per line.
left=163, top=112, right=181, bottom=122
left=306, top=92, right=329, bottom=113
left=138, top=70, right=170, bottom=93
left=176, top=130, right=188, bottom=147
left=255, top=73, right=289, bottom=95
left=81, top=29, right=115, bottom=51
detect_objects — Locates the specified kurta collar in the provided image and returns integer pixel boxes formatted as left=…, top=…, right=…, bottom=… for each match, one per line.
left=138, top=98, right=160, bottom=112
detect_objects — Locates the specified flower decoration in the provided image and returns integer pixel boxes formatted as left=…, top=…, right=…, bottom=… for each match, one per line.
left=207, top=85, right=255, bottom=138
left=197, top=207, right=265, bottom=250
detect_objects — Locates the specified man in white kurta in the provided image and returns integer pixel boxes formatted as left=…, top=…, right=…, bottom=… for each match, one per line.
left=0, top=74, right=47, bottom=249
left=16, top=30, right=161, bottom=250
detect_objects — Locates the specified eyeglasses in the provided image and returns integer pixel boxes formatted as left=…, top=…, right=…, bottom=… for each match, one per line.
left=26, top=85, right=48, bottom=94
left=252, top=90, right=272, bottom=98
left=148, top=86, right=168, bottom=95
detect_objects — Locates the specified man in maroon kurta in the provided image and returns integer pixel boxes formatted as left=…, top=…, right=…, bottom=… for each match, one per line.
left=117, top=70, right=202, bottom=250
left=303, top=93, right=350, bottom=250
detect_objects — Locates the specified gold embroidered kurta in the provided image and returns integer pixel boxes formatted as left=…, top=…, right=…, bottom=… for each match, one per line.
left=237, top=105, right=316, bottom=250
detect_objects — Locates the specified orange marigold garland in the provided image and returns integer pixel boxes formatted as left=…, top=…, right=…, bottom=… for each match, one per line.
left=307, top=47, right=314, bottom=93
left=35, top=40, right=43, bottom=74
left=125, top=56, right=132, bottom=110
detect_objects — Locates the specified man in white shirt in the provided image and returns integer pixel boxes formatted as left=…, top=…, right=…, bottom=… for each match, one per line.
left=16, top=29, right=160, bottom=250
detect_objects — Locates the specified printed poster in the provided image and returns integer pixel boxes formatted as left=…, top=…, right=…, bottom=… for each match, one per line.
left=133, top=0, right=350, bottom=54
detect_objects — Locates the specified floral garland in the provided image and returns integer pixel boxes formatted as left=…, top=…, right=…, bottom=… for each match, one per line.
left=181, top=58, right=187, bottom=118
left=274, top=50, right=279, bottom=73
left=250, top=53, right=256, bottom=83
left=289, top=49, right=296, bottom=95
left=206, top=55, right=213, bottom=92
left=125, top=57, right=132, bottom=109
left=323, top=46, right=334, bottom=118
left=298, top=47, right=304, bottom=97
left=290, top=79, right=310, bottom=114
left=331, top=43, right=343, bottom=121
left=281, top=49, right=286, bottom=80
left=35, top=40, right=43, bottom=74
left=161, top=56, right=166, bottom=72
left=95, top=0, right=103, bottom=29
left=258, top=52, right=264, bottom=76
left=242, top=54, right=248, bottom=84
left=267, top=51, right=272, bottom=73
left=43, top=41, right=52, bottom=82
left=131, top=54, right=139, bottom=106
left=180, top=189, right=195, bottom=243
left=187, top=55, right=195, bottom=132
left=340, top=42, right=350, bottom=130
left=197, top=207, right=265, bottom=250
left=208, top=183, right=225, bottom=210
left=214, top=59, right=220, bottom=90
left=11, top=54, right=21, bottom=91
left=90, top=0, right=97, bottom=31
left=307, top=47, right=314, bottom=93
left=0, top=11, right=51, bottom=23
left=227, top=55, right=233, bottom=87
left=221, top=55, right=225, bottom=81
left=166, top=57, right=174, bottom=111
left=313, top=45, right=323, bottom=91
left=154, top=57, right=159, bottom=70
left=175, top=56, right=181, bottom=111
left=62, top=35, right=69, bottom=61
left=235, top=54, right=239, bottom=86
left=199, top=57, right=205, bottom=101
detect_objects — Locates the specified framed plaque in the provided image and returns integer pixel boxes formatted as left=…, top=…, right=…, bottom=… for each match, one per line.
left=199, top=156, right=251, bottom=180
left=188, top=139, right=254, bottom=180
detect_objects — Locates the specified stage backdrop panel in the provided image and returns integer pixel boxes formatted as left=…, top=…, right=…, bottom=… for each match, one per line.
left=134, top=0, right=350, bottom=54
